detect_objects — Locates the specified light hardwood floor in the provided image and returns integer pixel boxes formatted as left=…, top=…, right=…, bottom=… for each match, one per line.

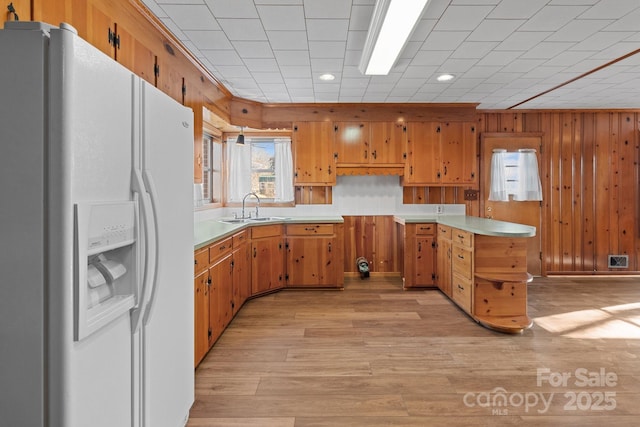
left=188, top=276, right=640, bottom=426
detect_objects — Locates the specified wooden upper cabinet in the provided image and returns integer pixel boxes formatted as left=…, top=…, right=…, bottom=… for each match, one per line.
left=369, top=122, right=405, bottom=165
left=115, top=25, right=155, bottom=86
left=293, top=122, right=336, bottom=185
left=404, top=122, right=440, bottom=184
left=403, top=121, right=477, bottom=186
left=334, top=122, right=369, bottom=164
left=335, top=121, right=405, bottom=167
left=86, top=2, right=155, bottom=86
left=440, top=122, right=477, bottom=184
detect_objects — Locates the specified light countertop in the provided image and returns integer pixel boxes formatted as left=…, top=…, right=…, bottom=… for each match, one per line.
left=194, top=216, right=344, bottom=250
left=394, top=215, right=536, bottom=238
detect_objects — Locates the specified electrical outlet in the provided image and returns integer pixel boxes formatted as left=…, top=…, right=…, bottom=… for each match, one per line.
left=436, top=205, right=444, bottom=214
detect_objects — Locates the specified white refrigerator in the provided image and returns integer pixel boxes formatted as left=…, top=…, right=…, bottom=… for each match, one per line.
left=0, top=21, right=194, bottom=427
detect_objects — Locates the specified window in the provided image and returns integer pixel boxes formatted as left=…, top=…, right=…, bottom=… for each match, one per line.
left=226, top=136, right=294, bottom=203
left=489, top=148, right=542, bottom=201
left=202, top=132, right=222, bottom=204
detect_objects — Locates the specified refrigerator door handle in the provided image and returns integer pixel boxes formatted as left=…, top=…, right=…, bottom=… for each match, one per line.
left=130, top=168, right=157, bottom=334
left=141, top=169, right=160, bottom=325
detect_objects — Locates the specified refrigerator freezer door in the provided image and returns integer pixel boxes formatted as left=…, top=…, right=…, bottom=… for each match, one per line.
left=138, top=81, right=194, bottom=427
left=47, top=25, right=136, bottom=427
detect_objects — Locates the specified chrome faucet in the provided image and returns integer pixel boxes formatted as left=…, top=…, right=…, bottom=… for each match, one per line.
left=241, top=192, right=260, bottom=219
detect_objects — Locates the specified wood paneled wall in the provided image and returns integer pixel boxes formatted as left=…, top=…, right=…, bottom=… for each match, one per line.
left=478, top=111, right=640, bottom=273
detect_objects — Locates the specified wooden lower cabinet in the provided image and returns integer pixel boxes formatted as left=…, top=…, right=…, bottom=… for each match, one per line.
left=398, top=222, right=437, bottom=288
left=251, top=224, right=285, bottom=295
left=193, top=248, right=210, bottom=366
left=285, top=223, right=344, bottom=288
left=193, top=230, right=251, bottom=367
left=436, top=225, right=452, bottom=296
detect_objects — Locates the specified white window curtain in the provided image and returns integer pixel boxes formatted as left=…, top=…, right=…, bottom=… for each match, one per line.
left=488, top=149, right=508, bottom=201
left=226, top=138, right=252, bottom=202
left=274, top=139, right=294, bottom=202
left=513, top=148, right=542, bottom=201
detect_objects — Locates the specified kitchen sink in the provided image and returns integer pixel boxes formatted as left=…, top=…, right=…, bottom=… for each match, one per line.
left=250, top=217, right=274, bottom=221
left=219, top=218, right=248, bottom=224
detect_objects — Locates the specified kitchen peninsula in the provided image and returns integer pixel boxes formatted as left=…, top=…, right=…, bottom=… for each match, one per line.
left=395, top=215, right=536, bottom=334
left=193, top=214, right=536, bottom=366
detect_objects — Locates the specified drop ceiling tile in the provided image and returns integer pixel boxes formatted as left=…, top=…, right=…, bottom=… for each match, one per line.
left=344, top=50, right=363, bottom=66
left=543, top=50, right=594, bottom=67
left=604, top=8, right=640, bottom=31
left=422, top=31, right=469, bottom=50
left=546, top=19, right=612, bottom=43
left=185, top=30, right=233, bottom=50
left=439, top=58, right=479, bottom=73
left=475, top=50, right=522, bottom=66
left=349, top=5, right=374, bottom=31
left=160, top=18, right=187, bottom=40
left=306, top=19, right=349, bottom=41
left=160, top=5, right=218, bottom=30
left=274, top=50, right=310, bottom=66
left=579, top=0, right=640, bottom=19
left=572, top=32, right=634, bottom=52
left=252, top=72, right=285, bottom=84
left=403, top=65, right=439, bottom=78
left=215, top=65, right=253, bottom=79
left=487, top=0, right=546, bottom=19
left=462, top=65, right=502, bottom=78
left=203, top=0, right=259, bottom=18
left=232, top=41, right=274, bottom=58
left=255, top=0, right=302, bottom=4
left=284, top=78, right=313, bottom=88
left=468, top=20, right=524, bottom=42
left=411, top=50, right=452, bottom=66
left=266, top=31, right=309, bottom=50
left=346, top=31, right=367, bottom=50
left=520, top=6, right=589, bottom=31
left=495, top=31, right=552, bottom=51
left=217, top=19, right=267, bottom=40
left=201, top=49, right=243, bottom=65
left=500, top=58, right=546, bottom=73
left=520, top=42, right=575, bottom=60
left=304, top=0, right=352, bottom=18
left=279, top=65, right=312, bottom=78
left=450, top=41, right=498, bottom=59
left=410, top=19, right=438, bottom=41
left=308, top=41, right=347, bottom=58
left=311, top=58, right=344, bottom=74
left=141, top=0, right=169, bottom=18
left=257, top=5, right=305, bottom=30
left=244, top=58, right=280, bottom=72
left=434, top=6, right=494, bottom=31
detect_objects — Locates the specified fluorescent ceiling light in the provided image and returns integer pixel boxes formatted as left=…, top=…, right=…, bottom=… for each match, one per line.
left=359, top=0, right=430, bottom=75
left=437, top=73, right=454, bottom=82
left=319, top=73, right=335, bottom=81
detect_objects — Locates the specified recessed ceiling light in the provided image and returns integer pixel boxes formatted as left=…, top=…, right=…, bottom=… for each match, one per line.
left=319, top=73, right=335, bottom=81
left=437, top=74, right=455, bottom=82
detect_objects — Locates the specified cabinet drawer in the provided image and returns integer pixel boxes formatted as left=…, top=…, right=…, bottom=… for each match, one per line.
left=414, top=223, right=435, bottom=235
left=437, top=225, right=451, bottom=239
left=452, top=273, right=472, bottom=313
left=232, top=229, right=249, bottom=246
left=452, top=245, right=473, bottom=279
left=286, top=223, right=334, bottom=236
left=251, top=224, right=282, bottom=239
left=194, top=248, right=209, bottom=275
left=452, top=228, right=473, bottom=247
left=209, top=237, right=232, bottom=263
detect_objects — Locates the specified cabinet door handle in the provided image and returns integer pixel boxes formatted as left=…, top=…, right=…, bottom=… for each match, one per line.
left=418, top=242, right=422, bottom=252
left=328, top=165, right=332, bottom=175
left=253, top=247, right=257, bottom=258
left=304, top=227, right=316, bottom=231
left=328, top=242, right=332, bottom=253
left=457, top=254, right=464, bottom=260
left=458, top=284, right=464, bottom=291
left=457, top=234, right=465, bottom=239
left=372, top=150, right=377, bottom=159
left=364, top=150, right=368, bottom=159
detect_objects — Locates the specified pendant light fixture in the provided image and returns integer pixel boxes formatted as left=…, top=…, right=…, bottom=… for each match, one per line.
left=236, top=126, right=245, bottom=145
